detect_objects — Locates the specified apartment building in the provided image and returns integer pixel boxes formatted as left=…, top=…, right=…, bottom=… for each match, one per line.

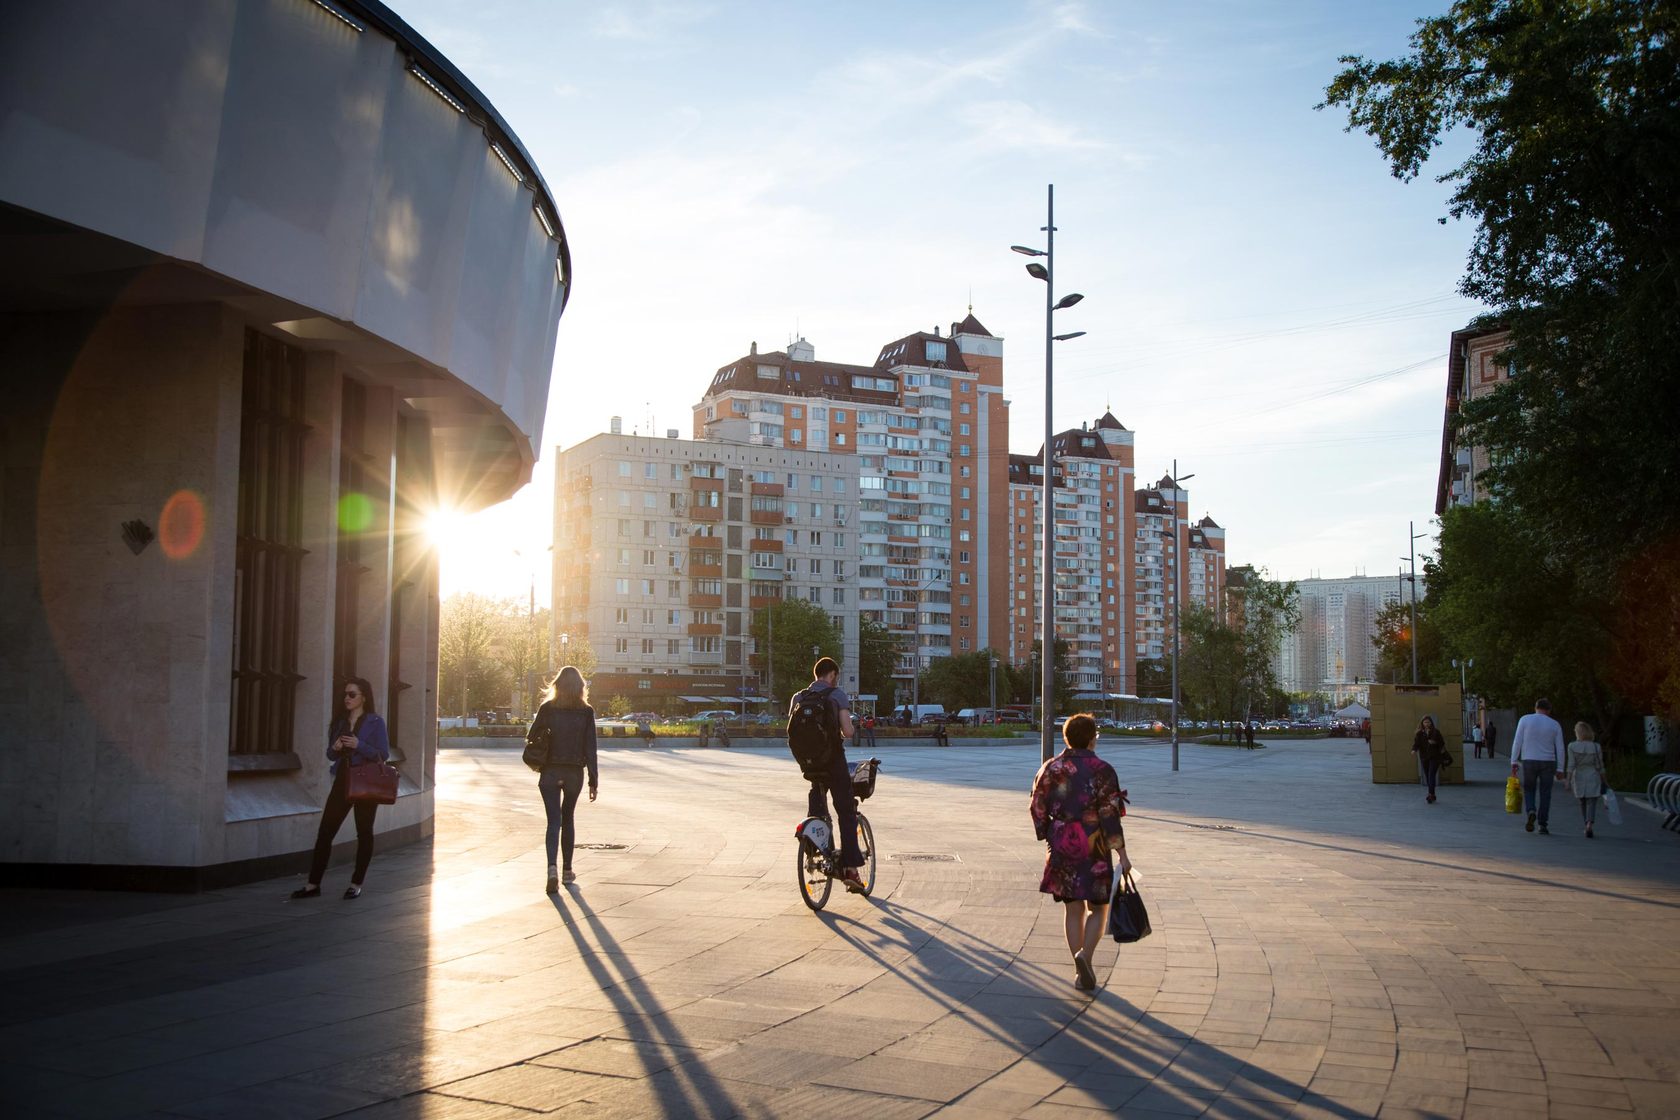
left=552, top=312, right=1231, bottom=712
left=1273, top=575, right=1416, bottom=695
left=1436, top=325, right=1511, bottom=514
left=1005, top=419, right=1226, bottom=698
left=552, top=431, right=860, bottom=706
left=691, top=316, right=1010, bottom=700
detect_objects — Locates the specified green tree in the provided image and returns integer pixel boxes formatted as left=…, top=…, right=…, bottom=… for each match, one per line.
left=919, top=649, right=1008, bottom=713
left=857, top=615, right=900, bottom=708
left=749, top=597, right=842, bottom=707
left=1323, top=0, right=1680, bottom=746
left=1135, top=658, right=1170, bottom=700
left=1233, top=569, right=1301, bottom=718
left=1179, top=603, right=1245, bottom=727
left=438, top=593, right=510, bottom=716
left=554, top=632, right=598, bottom=680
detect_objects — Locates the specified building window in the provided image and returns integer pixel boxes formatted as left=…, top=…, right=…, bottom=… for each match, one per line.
left=230, top=330, right=308, bottom=759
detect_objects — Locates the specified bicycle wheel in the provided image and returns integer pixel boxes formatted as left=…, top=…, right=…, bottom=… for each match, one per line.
left=854, top=813, right=877, bottom=897
left=796, top=836, right=832, bottom=911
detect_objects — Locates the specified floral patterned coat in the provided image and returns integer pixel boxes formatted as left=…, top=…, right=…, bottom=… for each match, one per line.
left=1029, top=748, right=1126, bottom=901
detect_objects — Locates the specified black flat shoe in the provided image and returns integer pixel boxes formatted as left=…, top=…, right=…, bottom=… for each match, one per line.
left=289, top=886, right=321, bottom=900
left=343, top=885, right=362, bottom=900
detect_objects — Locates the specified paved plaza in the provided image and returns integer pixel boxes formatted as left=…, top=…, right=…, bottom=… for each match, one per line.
left=3, top=737, right=1680, bottom=1119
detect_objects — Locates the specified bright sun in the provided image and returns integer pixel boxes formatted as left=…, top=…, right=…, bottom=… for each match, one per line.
left=424, top=507, right=467, bottom=549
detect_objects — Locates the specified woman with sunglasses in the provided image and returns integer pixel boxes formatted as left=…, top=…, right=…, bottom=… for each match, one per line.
left=291, top=677, right=390, bottom=900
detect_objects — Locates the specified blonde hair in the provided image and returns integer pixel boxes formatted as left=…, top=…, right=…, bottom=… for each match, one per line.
left=546, top=665, right=589, bottom=709
left=1574, top=721, right=1595, bottom=741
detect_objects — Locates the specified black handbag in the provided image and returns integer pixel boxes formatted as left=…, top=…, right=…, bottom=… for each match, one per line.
left=523, top=712, right=552, bottom=772
left=1108, top=872, right=1152, bottom=943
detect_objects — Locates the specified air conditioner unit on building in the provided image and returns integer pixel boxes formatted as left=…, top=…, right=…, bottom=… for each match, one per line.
left=785, top=515, right=796, bottom=523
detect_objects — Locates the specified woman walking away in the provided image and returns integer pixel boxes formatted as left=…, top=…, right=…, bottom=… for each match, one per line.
left=1030, top=714, right=1131, bottom=992
left=1566, top=721, right=1607, bottom=838
left=528, top=666, right=599, bottom=893
left=1412, top=714, right=1447, bottom=803
left=292, top=677, right=389, bottom=900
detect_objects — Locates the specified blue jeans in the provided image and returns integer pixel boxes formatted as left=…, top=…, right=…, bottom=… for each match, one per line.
left=539, top=766, right=585, bottom=870
left=1421, top=757, right=1441, bottom=796
left=808, top=751, right=864, bottom=868
left=1520, top=761, right=1557, bottom=825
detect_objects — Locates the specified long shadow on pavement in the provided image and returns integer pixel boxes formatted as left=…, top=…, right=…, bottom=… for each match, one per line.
left=815, top=900, right=1368, bottom=1117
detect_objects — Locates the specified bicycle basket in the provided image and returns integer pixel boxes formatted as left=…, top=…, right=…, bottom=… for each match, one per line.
left=850, top=757, right=881, bottom=801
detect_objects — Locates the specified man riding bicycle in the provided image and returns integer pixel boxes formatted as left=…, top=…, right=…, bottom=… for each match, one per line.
left=793, top=657, right=866, bottom=892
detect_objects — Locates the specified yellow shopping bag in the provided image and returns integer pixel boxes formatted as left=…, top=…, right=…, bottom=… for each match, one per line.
left=1504, top=775, right=1522, bottom=813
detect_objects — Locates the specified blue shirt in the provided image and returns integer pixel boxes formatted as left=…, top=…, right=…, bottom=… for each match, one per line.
left=327, top=713, right=391, bottom=777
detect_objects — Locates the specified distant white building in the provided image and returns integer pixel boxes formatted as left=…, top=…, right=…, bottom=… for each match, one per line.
left=1274, top=575, right=1418, bottom=697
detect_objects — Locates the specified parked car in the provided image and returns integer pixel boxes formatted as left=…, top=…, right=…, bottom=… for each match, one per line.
left=692, top=709, right=737, bottom=724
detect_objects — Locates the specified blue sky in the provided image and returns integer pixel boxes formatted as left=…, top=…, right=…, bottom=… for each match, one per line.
left=402, top=0, right=1478, bottom=602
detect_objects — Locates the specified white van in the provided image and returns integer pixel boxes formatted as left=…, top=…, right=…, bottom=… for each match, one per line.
left=955, top=708, right=998, bottom=726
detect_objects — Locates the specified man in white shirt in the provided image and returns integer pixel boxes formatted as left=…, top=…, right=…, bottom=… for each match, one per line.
left=1510, top=698, right=1566, bottom=834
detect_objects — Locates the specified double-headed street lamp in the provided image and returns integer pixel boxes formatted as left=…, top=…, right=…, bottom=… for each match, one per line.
left=1013, top=183, right=1085, bottom=763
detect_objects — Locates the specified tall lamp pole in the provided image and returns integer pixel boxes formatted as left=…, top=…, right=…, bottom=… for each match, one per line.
left=1166, top=460, right=1194, bottom=772
left=1401, top=520, right=1425, bottom=684
left=1012, top=184, right=1085, bottom=762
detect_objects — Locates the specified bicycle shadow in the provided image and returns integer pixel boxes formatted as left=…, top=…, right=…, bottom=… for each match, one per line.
left=812, top=899, right=1369, bottom=1116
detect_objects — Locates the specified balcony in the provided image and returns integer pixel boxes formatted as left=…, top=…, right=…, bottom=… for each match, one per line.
left=688, top=594, right=723, bottom=608
left=750, top=482, right=784, bottom=497
left=687, top=623, right=723, bottom=636
left=749, top=508, right=783, bottom=525
left=690, top=562, right=723, bottom=578
left=690, top=477, right=724, bottom=493
left=691, top=506, right=722, bottom=522
left=747, top=538, right=783, bottom=553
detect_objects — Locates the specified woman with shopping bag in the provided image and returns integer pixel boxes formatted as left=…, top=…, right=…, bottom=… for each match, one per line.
left=1029, top=714, right=1130, bottom=992
left=1565, top=721, right=1607, bottom=838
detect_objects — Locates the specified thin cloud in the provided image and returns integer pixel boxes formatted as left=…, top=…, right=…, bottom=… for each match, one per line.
left=593, top=1, right=714, bottom=42
left=957, top=99, right=1111, bottom=153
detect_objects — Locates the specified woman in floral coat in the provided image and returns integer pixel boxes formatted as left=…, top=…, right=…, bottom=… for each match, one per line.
left=1030, top=713, right=1131, bottom=990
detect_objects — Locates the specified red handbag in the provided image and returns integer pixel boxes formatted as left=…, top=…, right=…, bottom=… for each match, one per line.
left=347, top=760, right=399, bottom=804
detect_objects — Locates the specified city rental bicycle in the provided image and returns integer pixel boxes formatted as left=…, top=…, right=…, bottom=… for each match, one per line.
left=794, top=757, right=881, bottom=911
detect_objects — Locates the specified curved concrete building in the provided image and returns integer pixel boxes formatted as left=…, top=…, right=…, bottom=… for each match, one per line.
left=0, top=0, right=570, bottom=887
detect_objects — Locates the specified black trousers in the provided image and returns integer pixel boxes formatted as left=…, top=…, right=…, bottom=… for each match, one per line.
left=307, top=768, right=378, bottom=884
left=808, top=752, right=863, bottom=868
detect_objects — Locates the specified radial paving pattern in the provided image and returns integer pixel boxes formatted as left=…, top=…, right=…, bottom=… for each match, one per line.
left=2, top=739, right=1678, bottom=1118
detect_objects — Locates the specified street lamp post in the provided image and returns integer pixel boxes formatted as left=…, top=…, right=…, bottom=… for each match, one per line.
left=1165, top=460, right=1195, bottom=772
left=989, top=653, right=998, bottom=718
left=1402, top=521, right=1425, bottom=684
left=1012, top=183, right=1085, bottom=763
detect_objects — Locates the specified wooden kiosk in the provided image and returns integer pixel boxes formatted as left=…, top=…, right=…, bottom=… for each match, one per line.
left=1369, top=683, right=1464, bottom=785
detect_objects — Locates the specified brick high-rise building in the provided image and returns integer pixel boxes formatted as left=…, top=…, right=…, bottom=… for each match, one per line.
left=690, top=316, right=1010, bottom=704
left=1435, top=325, right=1511, bottom=514
left=552, top=312, right=1230, bottom=714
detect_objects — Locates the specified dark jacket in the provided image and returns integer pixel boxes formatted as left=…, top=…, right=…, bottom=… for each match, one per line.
left=1412, top=726, right=1447, bottom=762
left=327, top=713, right=390, bottom=778
left=530, top=702, right=599, bottom=786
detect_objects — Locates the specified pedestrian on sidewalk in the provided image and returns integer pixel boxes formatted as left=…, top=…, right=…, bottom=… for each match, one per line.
left=698, top=719, right=710, bottom=748
left=1030, top=713, right=1131, bottom=993
left=934, top=718, right=950, bottom=748
left=1471, top=722, right=1485, bottom=759
left=1411, top=714, right=1447, bottom=803
left=1565, top=721, right=1607, bottom=839
left=1511, top=698, right=1565, bottom=835
left=529, top=665, right=599, bottom=892
left=862, top=714, right=878, bottom=750
left=1245, top=721, right=1256, bottom=749
left=716, top=721, right=731, bottom=748
left=292, top=677, right=389, bottom=901
left=1486, top=721, right=1499, bottom=758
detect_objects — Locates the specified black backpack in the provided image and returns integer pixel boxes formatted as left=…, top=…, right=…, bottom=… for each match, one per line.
left=786, top=685, right=838, bottom=778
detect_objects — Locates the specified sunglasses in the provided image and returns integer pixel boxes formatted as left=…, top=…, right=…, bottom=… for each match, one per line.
left=343, top=691, right=361, bottom=699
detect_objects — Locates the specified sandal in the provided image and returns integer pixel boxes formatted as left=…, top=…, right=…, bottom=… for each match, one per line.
left=289, top=886, right=321, bottom=900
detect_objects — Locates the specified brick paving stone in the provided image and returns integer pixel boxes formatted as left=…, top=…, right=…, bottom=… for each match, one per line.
left=5, top=741, right=1680, bottom=1119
